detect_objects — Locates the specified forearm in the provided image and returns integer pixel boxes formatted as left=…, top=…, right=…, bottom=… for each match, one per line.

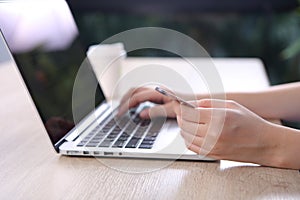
left=193, top=82, right=300, bottom=121
left=262, top=122, right=300, bottom=169
left=227, top=82, right=300, bottom=121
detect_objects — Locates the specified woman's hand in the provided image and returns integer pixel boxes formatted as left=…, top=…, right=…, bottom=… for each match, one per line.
left=177, top=99, right=282, bottom=167
left=118, top=89, right=300, bottom=169
left=118, top=87, right=180, bottom=119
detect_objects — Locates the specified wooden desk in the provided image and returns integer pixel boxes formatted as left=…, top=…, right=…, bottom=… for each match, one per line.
left=1, top=58, right=300, bottom=199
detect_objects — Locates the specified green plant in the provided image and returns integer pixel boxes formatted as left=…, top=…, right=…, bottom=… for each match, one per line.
left=281, top=0, right=300, bottom=59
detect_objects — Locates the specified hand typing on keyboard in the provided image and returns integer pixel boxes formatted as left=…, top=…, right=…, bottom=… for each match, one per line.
left=118, top=87, right=181, bottom=119
left=118, top=83, right=300, bottom=170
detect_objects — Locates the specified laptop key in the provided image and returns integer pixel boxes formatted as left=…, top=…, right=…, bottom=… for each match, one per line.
left=117, top=136, right=128, bottom=141
left=141, top=140, right=154, bottom=145
left=139, top=144, right=153, bottom=149
left=86, top=142, right=99, bottom=147
left=96, top=132, right=106, bottom=137
left=141, top=119, right=151, bottom=126
left=131, top=136, right=142, bottom=140
left=126, top=125, right=135, bottom=132
left=112, top=140, right=126, bottom=148
left=133, top=117, right=141, bottom=124
left=99, top=140, right=112, bottom=147
left=148, top=118, right=164, bottom=132
left=81, top=139, right=89, bottom=143
left=146, top=131, right=159, bottom=137
left=125, top=138, right=141, bottom=148
left=92, top=136, right=104, bottom=140
left=89, top=139, right=102, bottom=144
left=107, top=135, right=117, bottom=139
left=77, top=142, right=86, bottom=147
left=143, top=136, right=156, bottom=141
left=83, top=135, right=92, bottom=140
left=102, top=128, right=111, bottom=133
left=121, top=132, right=130, bottom=137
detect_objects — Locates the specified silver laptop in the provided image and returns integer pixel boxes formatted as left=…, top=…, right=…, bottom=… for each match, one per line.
left=0, top=30, right=213, bottom=161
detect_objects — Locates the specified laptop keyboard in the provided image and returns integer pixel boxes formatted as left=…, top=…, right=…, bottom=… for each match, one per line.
left=77, top=108, right=164, bottom=149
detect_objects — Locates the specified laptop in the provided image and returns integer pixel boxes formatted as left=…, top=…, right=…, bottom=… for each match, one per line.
left=0, top=30, right=213, bottom=161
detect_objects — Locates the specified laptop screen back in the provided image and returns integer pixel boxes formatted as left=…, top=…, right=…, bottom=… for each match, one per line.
left=0, top=30, right=106, bottom=148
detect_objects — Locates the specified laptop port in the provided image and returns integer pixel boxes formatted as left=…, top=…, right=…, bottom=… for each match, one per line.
left=83, top=151, right=89, bottom=155
left=104, top=152, right=113, bottom=156
left=66, top=150, right=80, bottom=155
left=93, top=151, right=101, bottom=155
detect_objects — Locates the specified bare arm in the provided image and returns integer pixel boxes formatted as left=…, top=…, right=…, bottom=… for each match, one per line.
left=196, top=82, right=300, bottom=122
left=118, top=87, right=300, bottom=169
left=266, top=122, right=300, bottom=169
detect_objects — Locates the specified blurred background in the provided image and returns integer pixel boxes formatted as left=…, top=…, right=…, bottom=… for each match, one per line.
left=68, top=0, right=300, bottom=85
left=0, top=0, right=300, bottom=127
left=1, top=0, right=299, bottom=84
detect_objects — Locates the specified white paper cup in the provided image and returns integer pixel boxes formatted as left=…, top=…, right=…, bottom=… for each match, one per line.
left=87, top=43, right=126, bottom=101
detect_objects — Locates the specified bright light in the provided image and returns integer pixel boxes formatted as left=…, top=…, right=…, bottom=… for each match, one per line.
left=0, top=0, right=78, bottom=52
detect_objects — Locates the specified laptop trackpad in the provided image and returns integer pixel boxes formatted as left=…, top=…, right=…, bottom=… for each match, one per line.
left=152, top=120, right=193, bottom=155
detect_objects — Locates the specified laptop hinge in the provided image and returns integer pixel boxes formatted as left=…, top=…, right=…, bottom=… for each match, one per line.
left=54, top=139, right=67, bottom=153
left=54, top=102, right=110, bottom=152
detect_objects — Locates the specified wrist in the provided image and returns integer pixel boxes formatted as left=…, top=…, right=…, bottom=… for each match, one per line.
left=260, top=122, right=300, bottom=169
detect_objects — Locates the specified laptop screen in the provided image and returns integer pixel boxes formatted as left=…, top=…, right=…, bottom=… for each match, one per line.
left=0, top=31, right=106, bottom=147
